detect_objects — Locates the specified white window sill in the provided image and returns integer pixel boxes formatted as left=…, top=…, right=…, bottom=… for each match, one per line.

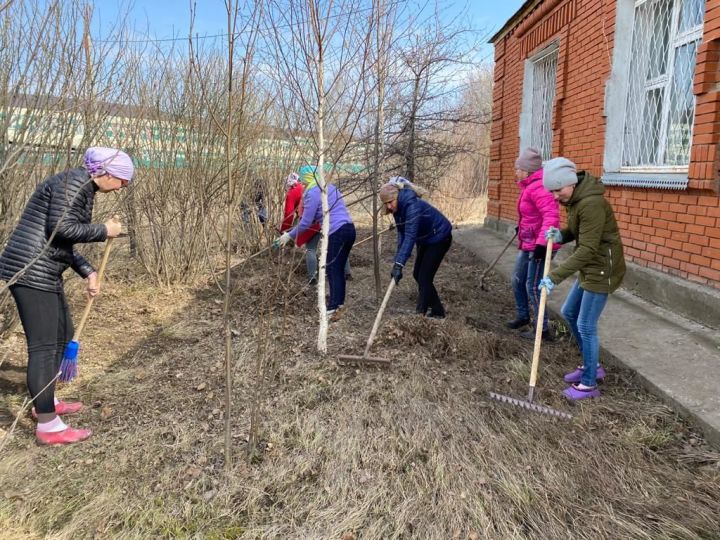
left=601, top=171, right=688, bottom=190
left=618, top=166, right=689, bottom=174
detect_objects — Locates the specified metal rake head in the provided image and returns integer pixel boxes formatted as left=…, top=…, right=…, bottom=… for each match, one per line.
left=489, top=392, right=573, bottom=421
left=337, top=354, right=392, bottom=366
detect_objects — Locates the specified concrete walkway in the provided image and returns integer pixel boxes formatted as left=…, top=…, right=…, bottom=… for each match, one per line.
left=454, top=225, right=720, bottom=448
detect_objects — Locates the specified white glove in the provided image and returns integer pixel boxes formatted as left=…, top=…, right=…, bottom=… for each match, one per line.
left=278, top=232, right=292, bottom=247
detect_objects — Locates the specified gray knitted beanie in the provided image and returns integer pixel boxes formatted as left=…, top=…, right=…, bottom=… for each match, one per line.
left=543, top=157, right=578, bottom=191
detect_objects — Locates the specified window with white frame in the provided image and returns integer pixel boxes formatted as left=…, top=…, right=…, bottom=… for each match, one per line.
left=519, top=44, right=558, bottom=161
left=622, top=0, right=704, bottom=169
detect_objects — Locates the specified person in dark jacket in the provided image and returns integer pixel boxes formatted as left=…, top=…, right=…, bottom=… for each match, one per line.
left=0, top=147, right=133, bottom=445
left=538, top=157, right=626, bottom=402
left=380, top=178, right=452, bottom=319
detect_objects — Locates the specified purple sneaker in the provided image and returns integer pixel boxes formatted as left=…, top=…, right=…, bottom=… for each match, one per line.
left=563, top=365, right=606, bottom=384
left=563, top=384, right=601, bottom=401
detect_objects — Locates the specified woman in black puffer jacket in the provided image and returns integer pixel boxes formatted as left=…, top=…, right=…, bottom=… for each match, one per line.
left=0, top=147, right=134, bottom=446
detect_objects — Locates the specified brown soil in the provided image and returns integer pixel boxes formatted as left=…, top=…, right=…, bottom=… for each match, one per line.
left=1, top=229, right=719, bottom=539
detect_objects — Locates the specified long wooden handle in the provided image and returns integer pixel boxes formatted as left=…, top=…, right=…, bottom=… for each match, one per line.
left=73, top=237, right=115, bottom=341
left=353, top=225, right=394, bottom=248
left=527, top=237, right=554, bottom=399
left=480, top=231, right=518, bottom=282
left=363, top=279, right=396, bottom=357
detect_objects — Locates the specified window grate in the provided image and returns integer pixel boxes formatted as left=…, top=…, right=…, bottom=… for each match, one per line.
left=530, top=50, right=557, bottom=161
left=622, top=0, right=703, bottom=168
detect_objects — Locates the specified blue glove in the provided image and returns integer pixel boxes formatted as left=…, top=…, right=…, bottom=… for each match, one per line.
left=545, top=227, right=562, bottom=243
left=538, top=276, right=555, bottom=294
left=390, top=262, right=403, bottom=284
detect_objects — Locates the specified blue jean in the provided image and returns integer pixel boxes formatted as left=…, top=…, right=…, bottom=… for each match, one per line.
left=511, top=251, right=550, bottom=331
left=306, top=233, right=351, bottom=281
left=326, top=223, right=356, bottom=310
left=560, top=280, right=609, bottom=387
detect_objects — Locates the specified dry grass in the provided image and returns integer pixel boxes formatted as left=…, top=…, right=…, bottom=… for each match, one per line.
left=1, top=230, right=719, bottom=539
left=432, top=194, right=487, bottom=225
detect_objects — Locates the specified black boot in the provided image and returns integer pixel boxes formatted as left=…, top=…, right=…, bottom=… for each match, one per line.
left=520, top=327, right=555, bottom=341
left=505, top=317, right=530, bottom=329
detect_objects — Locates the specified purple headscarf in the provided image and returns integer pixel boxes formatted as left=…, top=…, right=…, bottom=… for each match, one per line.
left=83, top=147, right=135, bottom=181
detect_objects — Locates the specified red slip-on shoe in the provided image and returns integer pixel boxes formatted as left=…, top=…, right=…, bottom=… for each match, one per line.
left=32, top=400, right=84, bottom=419
left=36, top=426, right=92, bottom=446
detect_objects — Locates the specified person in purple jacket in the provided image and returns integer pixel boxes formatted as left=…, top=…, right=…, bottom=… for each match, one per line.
left=276, top=165, right=356, bottom=319
left=505, top=148, right=560, bottom=340
left=379, top=178, right=452, bottom=319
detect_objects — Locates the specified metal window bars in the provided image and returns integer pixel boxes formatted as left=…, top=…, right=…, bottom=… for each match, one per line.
left=622, top=0, right=704, bottom=168
left=530, top=49, right=558, bottom=161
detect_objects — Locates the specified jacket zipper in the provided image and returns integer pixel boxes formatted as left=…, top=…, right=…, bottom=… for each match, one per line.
left=608, top=247, right=613, bottom=288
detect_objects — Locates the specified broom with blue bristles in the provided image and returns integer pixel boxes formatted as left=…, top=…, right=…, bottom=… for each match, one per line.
left=59, top=234, right=116, bottom=383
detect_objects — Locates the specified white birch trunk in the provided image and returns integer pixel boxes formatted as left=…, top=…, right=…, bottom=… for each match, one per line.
left=316, top=43, right=329, bottom=353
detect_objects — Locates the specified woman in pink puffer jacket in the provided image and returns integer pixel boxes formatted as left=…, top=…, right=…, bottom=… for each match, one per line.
left=506, top=147, right=560, bottom=340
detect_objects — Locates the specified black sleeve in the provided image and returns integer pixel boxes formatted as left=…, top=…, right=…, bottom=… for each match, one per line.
left=47, top=178, right=107, bottom=244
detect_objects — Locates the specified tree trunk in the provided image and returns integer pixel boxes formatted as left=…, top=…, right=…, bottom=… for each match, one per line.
left=222, top=2, right=238, bottom=472
left=371, top=0, right=387, bottom=303
left=316, top=41, right=329, bottom=354
left=405, top=76, right=420, bottom=181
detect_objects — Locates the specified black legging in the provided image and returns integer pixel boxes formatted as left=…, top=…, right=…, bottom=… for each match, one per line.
left=413, top=234, right=452, bottom=316
left=10, top=285, right=74, bottom=414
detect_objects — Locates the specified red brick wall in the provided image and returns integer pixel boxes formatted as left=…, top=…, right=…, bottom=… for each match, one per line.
left=489, top=0, right=720, bottom=288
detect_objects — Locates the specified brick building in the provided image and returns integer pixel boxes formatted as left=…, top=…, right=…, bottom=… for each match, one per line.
left=487, top=0, right=720, bottom=325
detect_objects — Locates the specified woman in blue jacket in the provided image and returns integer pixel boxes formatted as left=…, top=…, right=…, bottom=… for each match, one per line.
left=379, top=178, right=452, bottom=319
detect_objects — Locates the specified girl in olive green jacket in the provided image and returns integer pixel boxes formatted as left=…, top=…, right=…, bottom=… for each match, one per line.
left=538, top=157, right=626, bottom=401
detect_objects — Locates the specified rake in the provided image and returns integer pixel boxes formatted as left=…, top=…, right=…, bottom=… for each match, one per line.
left=353, top=223, right=395, bottom=248
left=480, top=230, right=517, bottom=291
left=59, top=235, right=115, bottom=383
left=337, top=279, right=395, bottom=366
left=489, top=238, right=572, bottom=420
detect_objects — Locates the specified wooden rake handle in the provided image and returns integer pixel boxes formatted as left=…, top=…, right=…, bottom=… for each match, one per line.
left=527, top=237, right=554, bottom=401
left=73, top=236, right=115, bottom=341
left=353, top=224, right=394, bottom=248
left=362, top=278, right=396, bottom=357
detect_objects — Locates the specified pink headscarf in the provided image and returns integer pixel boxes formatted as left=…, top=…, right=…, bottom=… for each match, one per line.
left=83, top=147, right=135, bottom=181
left=285, top=172, right=299, bottom=189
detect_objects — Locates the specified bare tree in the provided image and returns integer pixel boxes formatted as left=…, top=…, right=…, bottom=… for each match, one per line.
left=187, top=0, right=265, bottom=470
left=368, top=0, right=398, bottom=301
left=266, top=0, right=373, bottom=353
left=383, top=8, right=484, bottom=186
left=433, top=65, right=493, bottom=221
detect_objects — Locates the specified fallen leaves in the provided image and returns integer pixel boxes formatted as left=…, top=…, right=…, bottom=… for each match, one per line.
left=100, top=406, right=113, bottom=420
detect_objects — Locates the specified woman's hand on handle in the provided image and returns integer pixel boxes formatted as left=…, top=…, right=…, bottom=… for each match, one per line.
left=86, top=271, right=99, bottom=297
left=105, top=217, right=122, bottom=238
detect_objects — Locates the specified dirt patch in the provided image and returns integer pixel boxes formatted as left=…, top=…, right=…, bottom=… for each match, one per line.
left=1, top=229, right=719, bottom=539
